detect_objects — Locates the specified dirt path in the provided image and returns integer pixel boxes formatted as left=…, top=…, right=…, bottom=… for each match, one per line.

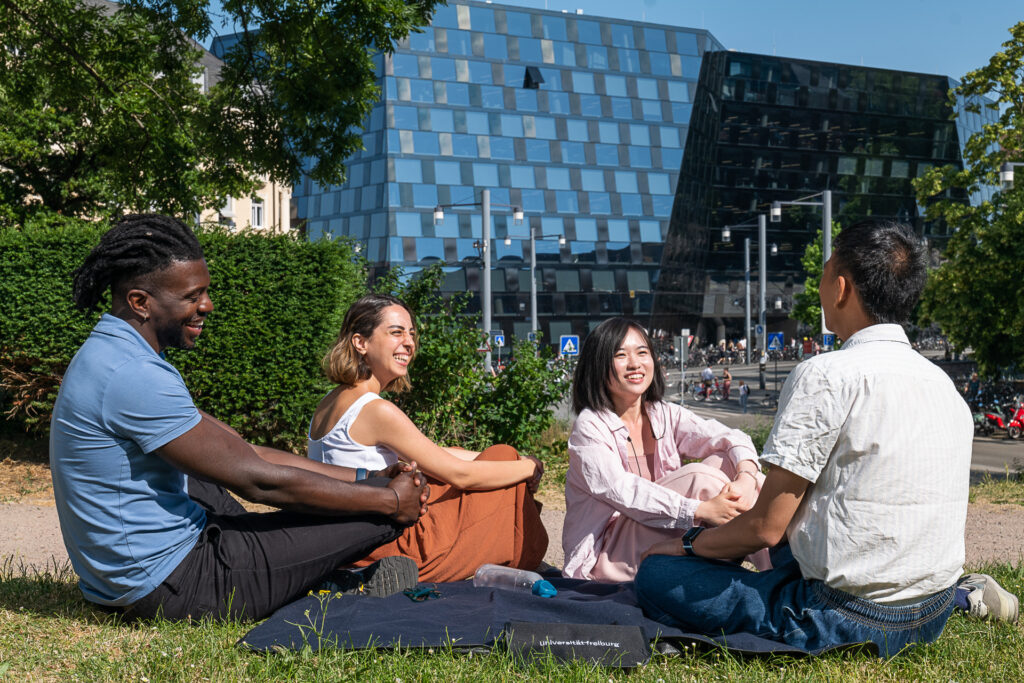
left=4, top=498, right=1024, bottom=575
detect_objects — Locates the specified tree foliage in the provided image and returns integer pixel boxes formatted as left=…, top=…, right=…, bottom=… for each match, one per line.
left=791, top=221, right=841, bottom=335
left=912, top=21, right=1024, bottom=376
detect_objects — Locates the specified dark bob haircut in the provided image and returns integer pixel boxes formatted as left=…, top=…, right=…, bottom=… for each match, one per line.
left=571, top=317, right=665, bottom=414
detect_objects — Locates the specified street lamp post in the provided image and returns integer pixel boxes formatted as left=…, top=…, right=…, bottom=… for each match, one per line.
left=771, top=189, right=833, bottom=334
left=504, top=227, right=565, bottom=337
left=722, top=215, right=777, bottom=365
left=434, top=189, right=523, bottom=370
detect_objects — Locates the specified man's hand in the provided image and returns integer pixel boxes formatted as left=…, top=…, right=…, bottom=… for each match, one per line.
left=694, top=488, right=746, bottom=526
left=520, top=454, right=544, bottom=493
left=386, top=469, right=429, bottom=525
left=641, top=537, right=685, bottom=564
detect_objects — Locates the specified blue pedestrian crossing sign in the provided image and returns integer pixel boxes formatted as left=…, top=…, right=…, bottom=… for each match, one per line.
left=559, top=334, right=580, bottom=356
left=492, top=332, right=506, bottom=348
left=767, top=332, right=784, bottom=352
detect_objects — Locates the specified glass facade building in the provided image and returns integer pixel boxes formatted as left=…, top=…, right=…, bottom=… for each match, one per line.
left=291, top=1, right=723, bottom=344
left=651, top=51, right=997, bottom=341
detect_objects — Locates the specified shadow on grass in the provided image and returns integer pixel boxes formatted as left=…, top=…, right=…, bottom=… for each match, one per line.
left=0, top=556, right=113, bottom=623
left=0, top=424, right=50, bottom=466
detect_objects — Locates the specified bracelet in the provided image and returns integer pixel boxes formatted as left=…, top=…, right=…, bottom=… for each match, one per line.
left=355, top=467, right=368, bottom=481
left=390, top=488, right=400, bottom=516
left=735, top=470, right=759, bottom=483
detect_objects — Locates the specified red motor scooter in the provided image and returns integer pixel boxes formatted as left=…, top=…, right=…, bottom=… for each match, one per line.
left=1006, top=396, right=1024, bottom=440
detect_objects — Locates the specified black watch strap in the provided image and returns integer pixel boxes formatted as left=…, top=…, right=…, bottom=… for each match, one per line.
left=681, top=526, right=705, bottom=557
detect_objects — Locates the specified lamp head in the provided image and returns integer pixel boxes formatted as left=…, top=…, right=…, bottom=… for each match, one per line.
left=504, top=236, right=512, bottom=246
left=558, top=236, right=566, bottom=246
left=770, top=243, right=778, bottom=256
left=721, top=226, right=731, bottom=241
left=774, top=296, right=783, bottom=310
left=513, top=206, right=524, bottom=223
left=1000, top=163, right=1015, bottom=190
left=433, top=206, right=445, bottom=224
left=770, top=202, right=782, bottom=223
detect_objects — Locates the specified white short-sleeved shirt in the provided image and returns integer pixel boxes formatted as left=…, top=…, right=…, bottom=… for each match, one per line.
left=761, top=324, right=973, bottom=603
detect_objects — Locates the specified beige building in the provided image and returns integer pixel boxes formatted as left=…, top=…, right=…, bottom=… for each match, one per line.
left=200, top=184, right=292, bottom=234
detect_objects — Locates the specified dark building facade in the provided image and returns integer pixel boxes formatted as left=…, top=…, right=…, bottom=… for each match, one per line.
left=651, top=51, right=995, bottom=342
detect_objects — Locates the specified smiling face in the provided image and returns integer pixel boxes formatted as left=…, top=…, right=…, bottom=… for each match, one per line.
left=606, top=327, right=654, bottom=410
left=134, top=259, right=213, bottom=353
left=354, top=304, right=416, bottom=388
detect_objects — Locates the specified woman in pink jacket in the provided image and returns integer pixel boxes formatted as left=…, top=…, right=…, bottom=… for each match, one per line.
left=562, top=318, right=769, bottom=582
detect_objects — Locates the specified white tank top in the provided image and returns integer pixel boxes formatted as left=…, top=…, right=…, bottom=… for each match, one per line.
left=307, top=392, right=400, bottom=471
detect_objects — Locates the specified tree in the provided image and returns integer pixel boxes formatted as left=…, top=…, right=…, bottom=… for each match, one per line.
left=790, top=221, right=841, bottom=335
left=912, top=21, right=1024, bottom=376
left=0, top=0, right=441, bottom=220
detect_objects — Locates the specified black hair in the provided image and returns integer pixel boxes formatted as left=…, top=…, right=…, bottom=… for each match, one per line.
left=830, top=218, right=927, bottom=324
left=72, top=214, right=204, bottom=311
left=571, top=317, right=665, bottom=414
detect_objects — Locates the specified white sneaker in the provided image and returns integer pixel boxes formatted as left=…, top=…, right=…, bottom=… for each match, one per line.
left=958, top=573, right=1019, bottom=622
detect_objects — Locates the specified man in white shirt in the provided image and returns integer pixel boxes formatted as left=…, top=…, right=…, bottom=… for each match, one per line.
left=635, top=219, right=1016, bottom=655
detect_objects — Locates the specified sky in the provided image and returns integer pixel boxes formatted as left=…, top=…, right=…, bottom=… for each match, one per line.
left=207, top=0, right=1020, bottom=82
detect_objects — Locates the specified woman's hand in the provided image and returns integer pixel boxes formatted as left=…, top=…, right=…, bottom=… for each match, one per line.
left=694, top=488, right=746, bottom=526
left=520, top=454, right=544, bottom=493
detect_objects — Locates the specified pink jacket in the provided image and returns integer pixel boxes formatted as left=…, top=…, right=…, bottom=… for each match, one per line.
left=562, top=400, right=758, bottom=579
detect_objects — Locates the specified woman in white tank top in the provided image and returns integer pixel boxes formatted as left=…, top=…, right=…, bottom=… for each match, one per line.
left=308, top=294, right=548, bottom=581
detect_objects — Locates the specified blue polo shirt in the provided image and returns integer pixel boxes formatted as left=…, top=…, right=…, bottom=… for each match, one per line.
left=50, top=314, right=205, bottom=606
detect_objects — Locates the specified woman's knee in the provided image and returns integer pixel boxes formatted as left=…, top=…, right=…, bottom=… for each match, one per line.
left=476, top=444, right=518, bottom=462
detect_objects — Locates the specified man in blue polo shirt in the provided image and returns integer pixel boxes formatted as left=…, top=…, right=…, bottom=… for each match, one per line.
left=51, top=214, right=428, bottom=621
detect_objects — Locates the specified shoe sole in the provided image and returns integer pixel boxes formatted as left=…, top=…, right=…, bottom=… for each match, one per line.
left=350, top=556, right=419, bottom=598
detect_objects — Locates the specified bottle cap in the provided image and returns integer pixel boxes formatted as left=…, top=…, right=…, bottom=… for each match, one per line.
left=531, top=579, right=557, bottom=598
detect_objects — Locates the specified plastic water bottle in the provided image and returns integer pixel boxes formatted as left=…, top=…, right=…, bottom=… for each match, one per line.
left=472, top=563, right=557, bottom=598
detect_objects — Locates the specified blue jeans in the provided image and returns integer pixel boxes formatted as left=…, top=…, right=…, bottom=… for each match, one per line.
left=635, top=545, right=955, bottom=656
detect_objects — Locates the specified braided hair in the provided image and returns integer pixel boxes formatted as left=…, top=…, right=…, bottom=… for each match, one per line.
left=72, top=214, right=204, bottom=312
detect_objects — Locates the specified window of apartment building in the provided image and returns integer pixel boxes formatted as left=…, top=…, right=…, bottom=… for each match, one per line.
left=251, top=198, right=265, bottom=229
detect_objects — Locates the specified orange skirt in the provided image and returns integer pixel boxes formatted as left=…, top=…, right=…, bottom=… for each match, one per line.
left=354, top=444, right=549, bottom=582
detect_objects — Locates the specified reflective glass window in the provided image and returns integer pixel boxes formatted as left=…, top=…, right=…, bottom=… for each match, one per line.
left=448, top=134, right=475, bottom=157
left=865, top=158, right=884, bottom=177
left=670, top=102, right=691, bottom=123
left=473, top=162, right=499, bottom=186
left=504, top=65, right=525, bottom=87
left=646, top=172, right=669, bottom=194
left=576, top=20, right=601, bottom=45
left=571, top=242, right=596, bottom=263
left=538, top=67, right=561, bottom=89
left=525, top=139, right=551, bottom=162
left=430, top=108, right=454, bottom=133
left=432, top=5, right=458, bottom=28
left=542, top=216, right=564, bottom=235
left=561, top=141, right=585, bottom=163
left=610, top=24, right=634, bottom=48
left=516, top=89, right=538, bottom=111
left=413, top=131, right=439, bottom=154
left=681, top=55, right=701, bottom=79
left=500, top=114, right=523, bottom=137
left=607, top=243, right=631, bottom=263
left=489, top=136, right=515, bottom=159
left=604, top=74, right=627, bottom=97
left=412, top=184, right=437, bottom=208
left=608, top=219, right=630, bottom=241
left=385, top=76, right=398, bottom=100
left=520, top=188, right=546, bottom=212
left=542, top=15, right=567, bottom=41
left=434, top=213, right=459, bottom=237
left=396, top=212, right=423, bottom=237
left=494, top=240, right=523, bottom=262
left=838, top=156, right=857, bottom=175
left=619, top=49, right=640, bottom=72
left=621, top=194, right=643, bottom=215
left=410, top=79, right=433, bottom=102
left=641, top=100, right=662, bottom=121
left=447, top=82, right=470, bottom=105
left=659, top=126, right=680, bottom=147
left=661, top=148, right=683, bottom=169
left=575, top=217, right=598, bottom=240
left=627, top=270, right=649, bottom=290
left=456, top=238, right=478, bottom=261
left=483, top=34, right=507, bottom=60
left=388, top=237, right=405, bottom=262
left=589, top=192, right=611, bottom=213
left=595, top=144, right=619, bottom=166
left=518, top=37, right=543, bottom=63
left=636, top=78, right=658, bottom=100
left=598, top=121, right=619, bottom=143
left=447, top=29, right=472, bottom=55
left=614, top=170, right=638, bottom=193
left=434, top=160, right=461, bottom=184
left=546, top=167, right=570, bottom=190
left=481, top=86, right=504, bottom=108
left=580, top=94, right=602, bottom=116
left=432, top=57, right=456, bottom=81
left=409, top=30, right=435, bottom=52
left=553, top=41, right=576, bottom=66
left=417, top=237, right=444, bottom=262
left=675, top=31, right=699, bottom=56
left=891, top=160, right=910, bottom=178
left=395, top=158, right=423, bottom=183
left=556, top=270, right=581, bottom=292
left=510, top=166, right=535, bottom=188
left=649, top=53, right=671, bottom=76
left=556, top=191, right=579, bottom=212
left=387, top=182, right=401, bottom=207
left=629, top=124, right=650, bottom=146
left=644, top=28, right=667, bottom=52
left=392, top=53, right=419, bottom=77
left=667, top=81, right=688, bottom=102
left=587, top=45, right=608, bottom=70
left=628, top=146, right=652, bottom=167
left=469, top=6, right=495, bottom=32
left=592, top=270, right=615, bottom=291
left=468, top=60, right=492, bottom=84
left=611, top=97, right=632, bottom=119
left=464, top=111, right=489, bottom=134
left=548, top=91, right=570, bottom=114
left=652, top=195, right=673, bottom=216
left=534, top=116, right=556, bottom=139
left=398, top=129, right=413, bottom=153
left=639, top=220, right=661, bottom=242
left=580, top=169, right=605, bottom=191
left=370, top=159, right=386, bottom=183
left=489, top=187, right=511, bottom=205
left=567, top=119, right=588, bottom=141
left=572, top=71, right=595, bottom=94
left=505, top=11, right=532, bottom=37
left=393, top=105, right=418, bottom=130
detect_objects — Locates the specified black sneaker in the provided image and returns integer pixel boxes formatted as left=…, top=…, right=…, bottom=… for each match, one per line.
left=318, top=556, right=419, bottom=598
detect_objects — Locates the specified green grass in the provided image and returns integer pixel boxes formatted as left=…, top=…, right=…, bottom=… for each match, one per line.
left=2, top=558, right=1022, bottom=681
left=970, top=472, right=1024, bottom=506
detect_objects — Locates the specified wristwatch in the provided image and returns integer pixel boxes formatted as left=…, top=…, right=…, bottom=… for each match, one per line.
left=680, top=526, right=705, bottom=557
